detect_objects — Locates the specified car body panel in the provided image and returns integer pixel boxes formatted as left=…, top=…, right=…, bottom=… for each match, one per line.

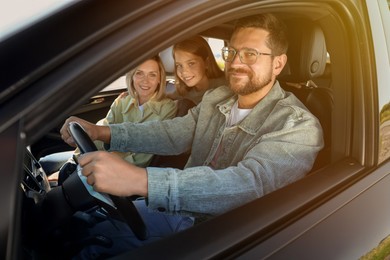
left=0, top=0, right=389, bottom=259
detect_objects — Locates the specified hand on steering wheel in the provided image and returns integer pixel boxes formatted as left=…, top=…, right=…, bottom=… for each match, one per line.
left=67, top=122, right=148, bottom=241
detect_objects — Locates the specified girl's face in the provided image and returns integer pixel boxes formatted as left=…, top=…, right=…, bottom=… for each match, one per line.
left=133, top=59, right=160, bottom=104
left=174, top=50, right=208, bottom=89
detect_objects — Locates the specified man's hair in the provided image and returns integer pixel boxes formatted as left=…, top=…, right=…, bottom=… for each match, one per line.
left=233, top=13, right=288, bottom=56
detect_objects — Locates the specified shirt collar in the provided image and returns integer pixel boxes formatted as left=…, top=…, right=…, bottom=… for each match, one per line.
left=218, top=81, right=285, bottom=134
left=122, top=93, right=158, bottom=114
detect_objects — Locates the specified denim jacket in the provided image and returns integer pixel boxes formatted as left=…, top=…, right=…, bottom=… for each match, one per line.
left=109, top=81, right=324, bottom=216
left=167, top=76, right=227, bottom=105
left=75, top=95, right=177, bottom=167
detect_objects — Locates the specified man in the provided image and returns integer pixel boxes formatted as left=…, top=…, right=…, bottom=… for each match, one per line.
left=61, top=13, right=323, bottom=257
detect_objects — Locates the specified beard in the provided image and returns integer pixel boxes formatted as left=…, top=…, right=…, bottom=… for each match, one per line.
left=227, top=67, right=273, bottom=96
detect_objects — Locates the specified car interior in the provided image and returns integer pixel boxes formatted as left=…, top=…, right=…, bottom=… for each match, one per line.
left=32, top=16, right=334, bottom=173
left=21, top=11, right=338, bottom=259
left=277, top=18, right=333, bottom=171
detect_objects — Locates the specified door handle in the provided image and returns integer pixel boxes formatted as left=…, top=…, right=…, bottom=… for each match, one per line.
left=89, top=97, right=105, bottom=105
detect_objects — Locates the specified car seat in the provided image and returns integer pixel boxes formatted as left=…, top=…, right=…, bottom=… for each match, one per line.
left=278, top=19, right=334, bottom=171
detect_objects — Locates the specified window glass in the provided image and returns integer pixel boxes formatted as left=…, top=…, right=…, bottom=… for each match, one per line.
left=100, top=37, right=225, bottom=93
left=101, top=76, right=127, bottom=92
left=376, top=0, right=390, bottom=163
left=207, top=38, right=225, bottom=70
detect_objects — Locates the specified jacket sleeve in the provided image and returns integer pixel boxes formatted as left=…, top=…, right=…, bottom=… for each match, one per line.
left=145, top=111, right=323, bottom=217
left=109, top=104, right=199, bottom=155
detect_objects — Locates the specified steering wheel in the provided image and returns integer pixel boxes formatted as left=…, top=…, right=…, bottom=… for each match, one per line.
left=67, top=122, right=148, bottom=241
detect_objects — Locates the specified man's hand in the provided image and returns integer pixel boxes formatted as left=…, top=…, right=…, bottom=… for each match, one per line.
left=78, top=151, right=148, bottom=197
left=60, top=116, right=110, bottom=147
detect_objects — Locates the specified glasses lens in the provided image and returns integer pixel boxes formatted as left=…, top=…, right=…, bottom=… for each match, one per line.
left=222, top=47, right=235, bottom=62
left=240, top=49, right=257, bottom=65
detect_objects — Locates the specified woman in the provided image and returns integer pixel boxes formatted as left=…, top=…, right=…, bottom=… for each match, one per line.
left=40, top=56, right=177, bottom=178
left=168, top=35, right=226, bottom=115
left=93, top=56, right=177, bottom=167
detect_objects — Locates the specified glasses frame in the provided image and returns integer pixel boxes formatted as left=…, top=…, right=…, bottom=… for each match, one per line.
left=221, top=47, right=273, bottom=65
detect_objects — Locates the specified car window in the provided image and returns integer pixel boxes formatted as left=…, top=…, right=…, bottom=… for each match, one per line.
left=101, top=76, right=127, bottom=92
left=372, top=0, right=390, bottom=163
left=207, top=37, right=225, bottom=70
left=100, top=37, right=225, bottom=93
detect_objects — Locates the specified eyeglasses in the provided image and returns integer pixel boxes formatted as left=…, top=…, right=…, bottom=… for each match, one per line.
left=221, top=47, right=272, bottom=65
left=134, top=71, right=159, bottom=80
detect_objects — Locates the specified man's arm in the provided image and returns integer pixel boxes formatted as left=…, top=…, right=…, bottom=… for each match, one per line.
left=107, top=106, right=199, bottom=155
left=78, top=151, right=148, bottom=197
left=146, top=111, right=324, bottom=216
left=60, top=116, right=112, bottom=147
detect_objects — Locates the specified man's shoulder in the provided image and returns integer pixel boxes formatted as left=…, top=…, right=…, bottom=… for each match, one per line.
left=209, top=76, right=228, bottom=89
left=205, top=84, right=232, bottom=96
left=279, top=89, right=314, bottom=115
left=201, top=85, right=234, bottom=105
left=271, top=82, right=307, bottom=109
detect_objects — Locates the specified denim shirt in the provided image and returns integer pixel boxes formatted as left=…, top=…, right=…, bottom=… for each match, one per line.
left=109, top=81, right=324, bottom=216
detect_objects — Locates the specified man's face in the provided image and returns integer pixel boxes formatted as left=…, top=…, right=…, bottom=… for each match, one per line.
left=226, top=28, right=274, bottom=96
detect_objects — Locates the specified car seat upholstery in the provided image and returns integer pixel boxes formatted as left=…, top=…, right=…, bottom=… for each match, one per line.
left=278, top=19, right=334, bottom=171
left=159, top=46, right=175, bottom=73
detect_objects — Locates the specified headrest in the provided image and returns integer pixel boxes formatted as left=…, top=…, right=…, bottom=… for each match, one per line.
left=280, top=20, right=327, bottom=82
left=159, top=46, right=175, bottom=73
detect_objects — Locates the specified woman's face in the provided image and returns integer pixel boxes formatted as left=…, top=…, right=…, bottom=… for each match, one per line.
left=133, top=59, right=160, bottom=104
left=174, top=50, right=207, bottom=89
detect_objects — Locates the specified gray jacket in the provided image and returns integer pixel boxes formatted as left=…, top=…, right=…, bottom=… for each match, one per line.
left=109, top=81, right=324, bottom=216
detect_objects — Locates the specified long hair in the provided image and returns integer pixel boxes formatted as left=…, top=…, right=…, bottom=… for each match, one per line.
left=126, top=56, right=167, bottom=101
left=173, top=35, right=224, bottom=96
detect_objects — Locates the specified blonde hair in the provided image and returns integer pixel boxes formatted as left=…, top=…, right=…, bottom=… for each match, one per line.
left=126, top=56, right=167, bottom=101
left=173, top=36, right=224, bottom=96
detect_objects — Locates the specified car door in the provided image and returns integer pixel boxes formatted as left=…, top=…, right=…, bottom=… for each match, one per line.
left=30, top=82, right=126, bottom=159
left=1, top=0, right=390, bottom=259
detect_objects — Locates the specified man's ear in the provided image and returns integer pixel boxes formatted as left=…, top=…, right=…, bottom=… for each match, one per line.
left=273, top=54, right=288, bottom=76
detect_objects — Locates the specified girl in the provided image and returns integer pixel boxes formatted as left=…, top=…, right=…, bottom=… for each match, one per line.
left=168, top=36, right=226, bottom=115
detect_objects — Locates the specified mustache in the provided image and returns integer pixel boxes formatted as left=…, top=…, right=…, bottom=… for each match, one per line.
left=227, top=68, right=251, bottom=74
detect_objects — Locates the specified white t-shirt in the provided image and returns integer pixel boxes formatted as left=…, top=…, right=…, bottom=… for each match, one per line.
left=226, top=100, right=252, bottom=127
left=210, top=101, right=252, bottom=168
